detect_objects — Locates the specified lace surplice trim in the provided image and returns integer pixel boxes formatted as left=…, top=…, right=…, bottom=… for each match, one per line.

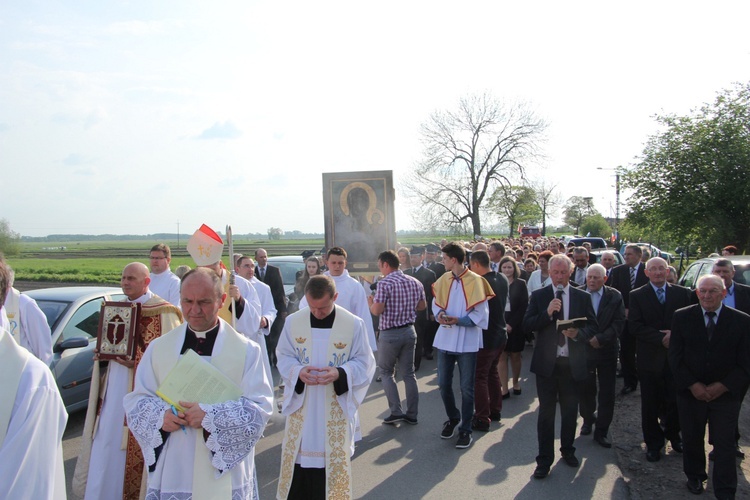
left=200, top=396, right=266, bottom=472
left=127, top=396, right=169, bottom=466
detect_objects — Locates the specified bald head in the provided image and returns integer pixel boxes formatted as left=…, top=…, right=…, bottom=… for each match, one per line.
left=121, top=262, right=151, bottom=300
left=644, top=257, right=669, bottom=287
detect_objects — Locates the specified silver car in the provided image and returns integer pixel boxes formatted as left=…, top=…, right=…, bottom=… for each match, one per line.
left=25, top=286, right=126, bottom=413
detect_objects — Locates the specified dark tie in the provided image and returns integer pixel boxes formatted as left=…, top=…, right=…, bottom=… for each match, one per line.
left=556, top=289, right=565, bottom=347
left=629, top=267, right=636, bottom=289
left=260, top=268, right=265, bottom=279
left=706, top=311, right=716, bottom=341
left=656, top=287, right=665, bottom=304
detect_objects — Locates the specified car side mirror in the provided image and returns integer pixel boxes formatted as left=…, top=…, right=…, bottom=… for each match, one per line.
left=54, top=336, right=90, bottom=353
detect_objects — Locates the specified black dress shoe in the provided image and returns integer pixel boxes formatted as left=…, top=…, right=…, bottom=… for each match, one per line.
left=513, top=387, right=522, bottom=395
left=686, top=478, right=704, bottom=495
left=489, top=411, right=502, bottom=422
left=594, top=435, right=612, bottom=448
left=580, top=423, right=592, bottom=436
left=502, top=392, right=510, bottom=400
left=671, top=440, right=683, bottom=453
left=562, top=454, right=579, bottom=467
left=533, top=465, right=550, bottom=479
left=620, top=385, right=636, bottom=395
left=646, top=449, right=661, bottom=462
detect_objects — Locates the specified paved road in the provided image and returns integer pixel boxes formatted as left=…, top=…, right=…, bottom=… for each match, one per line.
left=63, top=344, right=630, bottom=499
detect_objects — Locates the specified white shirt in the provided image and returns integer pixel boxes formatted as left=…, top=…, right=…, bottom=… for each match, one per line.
left=149, top=269, right=181, bottom=307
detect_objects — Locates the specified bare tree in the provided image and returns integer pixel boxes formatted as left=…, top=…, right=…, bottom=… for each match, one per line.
left=405, top=93, right=547, bottom=236
left=531, top=180, right=562, bottom=236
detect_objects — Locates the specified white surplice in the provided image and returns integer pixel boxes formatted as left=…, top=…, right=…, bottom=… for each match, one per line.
left=276, top=306, right=375, bottom=463
left=3, top=288, right=53, bottom=365
left=299, top=270, right=377, bottom=351
left=248, top=276, right=277, bottom=383
left=225, top=272, right=262, bottom=337
left=0, top=327, right=67, bottom=499
left=124, top=321, right=273, bottom=499
left=149, top=269, right=181, bottom=307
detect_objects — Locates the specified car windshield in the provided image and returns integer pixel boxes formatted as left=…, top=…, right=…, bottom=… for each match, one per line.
left=35, top=300, right=72, bottom=329
left=274, top=262, right=304, bottom=286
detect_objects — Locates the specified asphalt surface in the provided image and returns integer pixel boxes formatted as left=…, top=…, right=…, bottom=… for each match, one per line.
left=63, top=344, right=630, bottom=499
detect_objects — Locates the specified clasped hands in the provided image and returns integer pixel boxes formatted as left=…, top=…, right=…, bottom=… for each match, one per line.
left=299, top=366, right=339, bottom=386
left=437, top=311, right=458, bottom=326
left=162, top=401, right=206, bottom=432
left=689, top=382, right=728, bottom=402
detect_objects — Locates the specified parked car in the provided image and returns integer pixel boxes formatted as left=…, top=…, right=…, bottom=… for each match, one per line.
left=25, top=286, right=126, bottom=413
left=589, top=249, right=624, bottom=267
left=619, top=242, right=675, bottom=263
left=568, top=237, right=608, bottom=250
left=677, top=256, right=750, bottom=289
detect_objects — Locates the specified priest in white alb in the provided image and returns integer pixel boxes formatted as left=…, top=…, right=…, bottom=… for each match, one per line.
left=1, top=265, right=53, bottom=365
left=277, top=275, right=375, bottom=499
left=148, top=243, right=182, bottom=307
left=125, top=267, right=273, bottom=499
left=0, top=261, right=68, bottom=499
left=299, top=246, right=377, bottom=353
left=236, top=254, right=277, bottom=383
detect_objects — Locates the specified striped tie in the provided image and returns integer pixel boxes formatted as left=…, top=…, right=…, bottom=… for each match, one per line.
left=629, top=267, right=636, bottom=289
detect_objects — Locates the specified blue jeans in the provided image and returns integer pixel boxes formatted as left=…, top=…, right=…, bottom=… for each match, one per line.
left=437, top=349, right=477, bottom=434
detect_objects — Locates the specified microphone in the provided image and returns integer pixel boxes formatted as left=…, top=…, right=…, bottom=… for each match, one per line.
left=552, top=284, right=564, bottom=321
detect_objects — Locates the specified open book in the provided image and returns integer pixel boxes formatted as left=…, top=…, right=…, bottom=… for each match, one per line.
left=157, top=349, right=242, bottom=411
left=556, top=317, right=588, bottom=333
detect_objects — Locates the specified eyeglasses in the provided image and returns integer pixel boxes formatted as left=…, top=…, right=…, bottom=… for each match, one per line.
left=149, top=256, right=166, bottom=260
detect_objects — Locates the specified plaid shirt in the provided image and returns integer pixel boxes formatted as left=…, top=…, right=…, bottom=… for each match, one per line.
left=373, top=270, right=426, bottom=330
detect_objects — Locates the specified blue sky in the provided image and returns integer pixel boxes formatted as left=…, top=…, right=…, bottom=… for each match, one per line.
left=2, top=1, right=749, bottom=237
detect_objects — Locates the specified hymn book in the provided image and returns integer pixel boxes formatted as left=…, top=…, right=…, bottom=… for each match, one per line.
left=556, top=317, right=588, bottom=333
left=156, top=349, right=242, bottom=411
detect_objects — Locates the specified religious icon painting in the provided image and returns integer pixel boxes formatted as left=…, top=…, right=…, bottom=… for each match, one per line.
left=96, top=302, right=142, bottom=360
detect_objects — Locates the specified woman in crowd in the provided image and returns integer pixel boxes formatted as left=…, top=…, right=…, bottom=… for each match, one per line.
left=294, top=255, right=322, bottom=300
left=526, top=250, right=553, bottom=296
left=498, top=255, right=528, bottom=398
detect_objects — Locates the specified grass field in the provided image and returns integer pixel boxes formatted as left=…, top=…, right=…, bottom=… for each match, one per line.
left=8, top=236, right=452, bottom=283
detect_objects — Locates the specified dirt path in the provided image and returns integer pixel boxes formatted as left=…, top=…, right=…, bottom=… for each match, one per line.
left=611, top=377, right=750, bottom=498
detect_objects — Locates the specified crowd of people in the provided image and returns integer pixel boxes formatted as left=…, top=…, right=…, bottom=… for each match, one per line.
left=0, top=229, right=748, bottom=499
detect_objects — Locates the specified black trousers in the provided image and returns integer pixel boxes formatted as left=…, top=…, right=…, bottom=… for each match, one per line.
left=287, top=464, right=326, bottom=500
left=619, top=323, right=638, bottom=388
left=677, top=393, right=741, bottom=498
left=579, top=355, right=617, bottom=437
left=639, top=366, right=680, bottom=451
left=535, top=357, right=581, bottom=467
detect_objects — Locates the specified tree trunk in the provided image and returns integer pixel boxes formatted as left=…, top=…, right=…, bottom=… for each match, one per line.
left=472, top=213, right=482, bottom=237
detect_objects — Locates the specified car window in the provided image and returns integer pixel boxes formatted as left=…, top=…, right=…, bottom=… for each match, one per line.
left=35, top=300, right=71, bottom=329
left=735, top=264, right=750, bottom=285
left=60, top=297, right=106, bottom=341
left=679, top=262, right=704, bottom=289
left=273, top=262, right=306, bottom=286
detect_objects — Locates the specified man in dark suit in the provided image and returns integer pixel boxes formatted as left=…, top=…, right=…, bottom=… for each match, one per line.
left=469, top=250, right=508, bottom=430
left=578, top=264, right=625, bottom=448
left=523, top=254, right=598, bottom=479
left=600, top=251, right=618, bottom=280
left=629, top=257, right=692, bottom=462
left=609, top=243, right=649, bottom=394
left=669, top=274, right=750, bottom=498
left=255, top=248, right=287, bottom=366
left=423, top=243, right=445, bottom=358
left=711, top=258, right=750, bottom=459
left=570, top=247, right=589, bottom=287
left=404, top=246, right=436, bottom=370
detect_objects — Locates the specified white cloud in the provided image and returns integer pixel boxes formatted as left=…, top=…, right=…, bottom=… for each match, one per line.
left=196, top=121, right=242, bottom=140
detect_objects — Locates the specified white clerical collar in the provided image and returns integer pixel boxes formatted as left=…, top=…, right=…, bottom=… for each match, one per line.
left=191, top=323, right=219, bottom=339
left=326, top=270, right=349, bottom=280
left=130, top=290, right=154, bottom=305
